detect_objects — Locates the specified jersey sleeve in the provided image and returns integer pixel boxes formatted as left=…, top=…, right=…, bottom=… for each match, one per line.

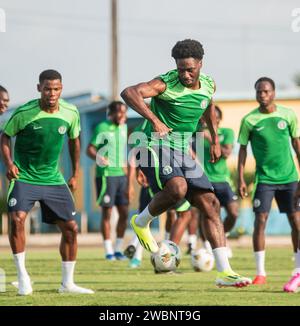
left=288, top=109, right=300, bottom=138
left=238, top=118, right=251, bottom=145
left=3, top=111, right=23, bottom=136
left=68, top=110, right=81, bottom=139
left=223, top=128, right=234, bottom=145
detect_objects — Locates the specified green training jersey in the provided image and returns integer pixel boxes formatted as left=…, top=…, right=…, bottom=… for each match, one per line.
left=4, top=98, right=81, bottom=185
left=90, top=120, right=127, bottom=177
left=144, top=69, right=215, bottom=152
left=204, top=127, right=234, bottom=183
left=238, top=105, right=299, bottom=184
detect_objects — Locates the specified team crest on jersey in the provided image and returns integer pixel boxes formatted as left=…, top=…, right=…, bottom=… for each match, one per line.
left=9, top=198, right=17, bottom=207
left=103, top=195, right=111, bottom=204
left=58, top=126, right=67, bottom=134
left=277, top=120, right=287, bottom=130
left=162, top=165, right=173, bottom=175
left=253, top=199, right=261, bottom=208
left=200, top=99, right=208, bottom=109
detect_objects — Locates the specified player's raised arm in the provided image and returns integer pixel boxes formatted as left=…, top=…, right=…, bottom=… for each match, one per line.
left=121, top=79, right=171, bottom=137
left=202, top=101, right=221, bottom=163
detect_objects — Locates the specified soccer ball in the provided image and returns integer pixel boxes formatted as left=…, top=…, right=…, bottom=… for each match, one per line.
left=150, top=240, right=181, bottom=273
left=191, top=248, right=215, bottom=272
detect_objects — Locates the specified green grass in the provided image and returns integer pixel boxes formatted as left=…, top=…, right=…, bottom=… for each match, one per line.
left=0, top=247, right=299, bottom=306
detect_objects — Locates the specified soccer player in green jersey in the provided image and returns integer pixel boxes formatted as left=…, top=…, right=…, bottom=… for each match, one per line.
left=1, top=70, right=94, bottom=295
left=121, top=39, right=251, bottom=287
left=87, top=101, right=128, bottom=260
left=238, top=77, right=300, bottom=290
left=0, top=85, right=9, bottom=115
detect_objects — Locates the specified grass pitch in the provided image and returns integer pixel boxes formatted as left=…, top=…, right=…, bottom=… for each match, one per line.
left=0, top=246, right=299, bottom=306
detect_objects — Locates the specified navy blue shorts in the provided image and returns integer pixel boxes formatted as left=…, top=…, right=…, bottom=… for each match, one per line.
left=253, top=182, right=300, bottom=214
left=212, top=182, right=238, bottom=207
left=96, top=175, right=129, bottom=208
left=7, top=180, right=76, bottom=225
left=138, top=145, right=214, bottom=197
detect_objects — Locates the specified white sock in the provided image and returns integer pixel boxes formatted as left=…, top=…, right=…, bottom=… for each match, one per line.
left=61, top=261, right=75, bottom=286
left=130, top=236, right=139, bottom=248
left=188, top=234, right=197, bottom=250
left=254, top=251, right=266, bottom=276
left=165, top=232, right=170, bottom=240
left=13, top=252, right=29, bottom=279
left=114, top=238, right=123, bottom=253
left=294, top=249, right=300, bottom=274
left=212, top=247, right=232, bottom=272
left=135, top=206, right=155, bottom=227
left=104, top=239, right=114, bottom=255
left=133, top=243, right=143, bottom=261
left=204, top=240, right=213, bottom=254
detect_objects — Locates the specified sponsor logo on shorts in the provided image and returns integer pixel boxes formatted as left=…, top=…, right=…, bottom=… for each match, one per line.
left=253, top=198, right=261, bottom=208
left=103, top=195, right=111, bottom=204
left=277, top=120, right=287, bottom=130
left=9, top=198, right=17, bottom=207
left=58, top=126, right=67, bottom=134
left=232, top=195, right=238, bottom=201
left=200, top=99, right=208, bottom=109
left=162, top=165, right=173, bottom=175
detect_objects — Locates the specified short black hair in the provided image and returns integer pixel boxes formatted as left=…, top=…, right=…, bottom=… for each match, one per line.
left=254, top=77, right=275, bottom=90
left=108, top=101, right=127, bottom=115
left=171, top=39, right=204, bottom=60
left=215, top=105, right=222, bottom=120
left=0, top=85, right=8, bottom=93
left=39, top=69, right=62, bottom=84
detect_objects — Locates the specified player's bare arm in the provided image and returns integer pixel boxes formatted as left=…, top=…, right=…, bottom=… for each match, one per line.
left=86, top=143, right=109, bottom=166
left=291, top=137, right=300, bottom=202
left=121, top=79, right=172, bottom=137
left=0, top=133, right=19, bottom=180
left=127, top=148, right=138, bottom=203
left=203, top=101, right=221, bottom=163
left=238, top=144, right=248, bottom=199
left=68, top=137, right=80, bottom=192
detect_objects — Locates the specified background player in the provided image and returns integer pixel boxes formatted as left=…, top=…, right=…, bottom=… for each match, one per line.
left=87, top=101, right=128, bottom=260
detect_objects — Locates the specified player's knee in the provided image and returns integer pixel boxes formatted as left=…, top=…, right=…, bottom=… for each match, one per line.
left=254, top=214, right=268, bottom=228
left=166, top=179, right=187, bottom=203
left=64, top=221, right=78, bottom=242
left=10, top=213, right=26, bottom=232
left=206, top=194, right=220, bottom=215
